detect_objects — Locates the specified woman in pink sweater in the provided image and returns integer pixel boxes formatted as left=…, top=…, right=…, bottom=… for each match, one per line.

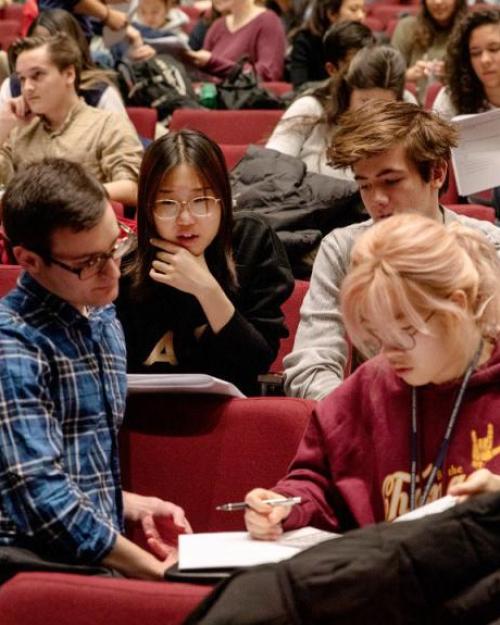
left=185, top=0, right=286, bottom=80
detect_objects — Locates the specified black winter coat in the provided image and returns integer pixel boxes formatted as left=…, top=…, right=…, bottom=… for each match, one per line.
left=183, top=493, right=500, bottom=625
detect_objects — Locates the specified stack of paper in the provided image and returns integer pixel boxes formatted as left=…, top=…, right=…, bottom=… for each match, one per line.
left=178, top=527, right=338, bottom=571
left=127, top=373, right=245, bottom=398
left=451, top=108, right=500, bottom=196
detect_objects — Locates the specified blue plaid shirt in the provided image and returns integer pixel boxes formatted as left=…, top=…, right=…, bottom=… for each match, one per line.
left=0, top=273, right=127, bottom=563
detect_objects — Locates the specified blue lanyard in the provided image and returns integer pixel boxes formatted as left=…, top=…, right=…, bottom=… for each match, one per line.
left=409, top=341, right=483, bottom=511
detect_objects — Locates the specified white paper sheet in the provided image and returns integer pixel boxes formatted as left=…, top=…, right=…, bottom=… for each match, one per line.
left=178, top=527, right=339, bottom=570
left=451, top=108, right=500, bottom=196
left=126, top=373, right=245, bottom=398
left=394, top=495, right=457, bottom=523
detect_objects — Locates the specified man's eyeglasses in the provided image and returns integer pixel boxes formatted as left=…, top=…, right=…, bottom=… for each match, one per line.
left=153, top=196, right=220, bottom=221
left=47, top=223, right=135, bottom=280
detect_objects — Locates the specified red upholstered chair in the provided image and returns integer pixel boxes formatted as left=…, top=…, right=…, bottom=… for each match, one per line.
left=446, top=203, right=496, bottom=223
left=363, top=16, right=384, bottom=32
left=120, top=394, right=314, bottom=542
left=424, top=81, right=444, bottom=110
left=0, top=265, right=21, bottom=297
left=0, top=572, right=211, bottom=625
left=272, top=279, right=309, bottom=372
left=169, top=109, right=283, bottom=144
left=440, top=163, right=459, bottom=205
left=219, top=143, right=248, bottom=170
left=369, top=5, right=418, bottom=28
left=3, top=3, right=24, bottom=23
left=261, top=81, right=292, bottom=96
left=126, top=106, right=157, bottom=140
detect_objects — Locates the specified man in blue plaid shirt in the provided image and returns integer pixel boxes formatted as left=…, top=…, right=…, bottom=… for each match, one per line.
left=0, top=158, right=191, bottom=581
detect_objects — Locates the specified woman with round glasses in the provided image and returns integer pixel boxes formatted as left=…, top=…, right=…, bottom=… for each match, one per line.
left=116, top=129, right=294, bottom=395
left=244, top=213, right=500, bottom=537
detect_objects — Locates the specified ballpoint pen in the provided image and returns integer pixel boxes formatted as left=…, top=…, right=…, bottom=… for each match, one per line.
left=216, top=496, right=302, bottom=511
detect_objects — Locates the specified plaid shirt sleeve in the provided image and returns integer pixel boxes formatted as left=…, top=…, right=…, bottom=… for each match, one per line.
left=0, top=329, right=119, bottom=563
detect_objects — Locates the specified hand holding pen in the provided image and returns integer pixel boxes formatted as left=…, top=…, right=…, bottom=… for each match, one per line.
left=243, top=488, right=300, bottom=541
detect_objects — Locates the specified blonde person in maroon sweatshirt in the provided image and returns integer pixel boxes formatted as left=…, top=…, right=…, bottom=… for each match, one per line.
left=245, top=213, right=500, bottom=537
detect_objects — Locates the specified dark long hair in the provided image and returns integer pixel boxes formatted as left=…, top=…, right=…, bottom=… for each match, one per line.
left=444, top=7, right=500, bottom=115
left=127, top=130, right=237, bottom=299
left=281, top=45, right=406, bottom=139
left=413, top=0, right=467, bottom=51
left=292, top=0, right=343, bottom=39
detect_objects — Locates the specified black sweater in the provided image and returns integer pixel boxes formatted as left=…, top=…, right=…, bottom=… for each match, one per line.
left=116, top=212, right=294, bottom=395
left=289, top=30, right=328, bottom=89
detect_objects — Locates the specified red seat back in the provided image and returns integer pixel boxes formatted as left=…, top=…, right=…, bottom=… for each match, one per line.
left=169, top=109, right=283, bottom=145
left=424, top=82, right=443, bottom=110
left=261, top=81, right=292, bottom=96
left=0, top=265, right=21, bottom=297
left=220, top=143, right=248, bottom=170
left=271, top=279, right=309, bottom=371
left=446, top=203, right=495, bottom=223
left=126, top=107, right=157, bottom=140
left=120, top=394, right=314, bottom=539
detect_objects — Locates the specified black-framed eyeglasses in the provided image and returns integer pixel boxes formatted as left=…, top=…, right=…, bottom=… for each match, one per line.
left=367, top=311, right=436, bottom=353
left=47, top=223, right=135, bottom=280
left=153, top=196, right=220, bottom=221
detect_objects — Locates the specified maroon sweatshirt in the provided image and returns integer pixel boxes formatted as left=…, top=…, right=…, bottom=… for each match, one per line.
left=204, top=10, right=285, bottom=80
left=277, top=341, right=500, bottom=532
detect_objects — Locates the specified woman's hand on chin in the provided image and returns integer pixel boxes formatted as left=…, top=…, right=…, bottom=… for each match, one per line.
left=149, top=237, right=217, bottom=297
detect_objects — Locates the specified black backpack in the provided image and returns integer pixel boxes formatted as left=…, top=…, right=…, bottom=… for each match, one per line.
left=216, top=57, right=285, bottom=110
left=116, top=54, right=200, bottom=122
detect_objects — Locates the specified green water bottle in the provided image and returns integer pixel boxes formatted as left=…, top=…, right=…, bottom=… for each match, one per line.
left=199, top=82, right=218, bottom=109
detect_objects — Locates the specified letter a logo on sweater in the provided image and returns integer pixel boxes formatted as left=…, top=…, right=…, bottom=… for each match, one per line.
left=144, top=330, right=178, bottom=366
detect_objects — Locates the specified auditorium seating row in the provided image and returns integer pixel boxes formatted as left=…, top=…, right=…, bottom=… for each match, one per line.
left=0, top=392, right=316, bottom=625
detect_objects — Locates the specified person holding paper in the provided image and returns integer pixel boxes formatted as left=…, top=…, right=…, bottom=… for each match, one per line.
left=433, top=7, right=500, bottom=120
left=116, top=129, right=294, bottom=395
left=432, top=8, right=500, bottom=213
left=284, top=100, right=500, bottom=400
left=245, top=213, right=500, bottom=537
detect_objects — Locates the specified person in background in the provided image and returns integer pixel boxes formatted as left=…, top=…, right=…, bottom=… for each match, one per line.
left=391, top=0, right=467, bottom=103
left=116, top=129, right=293, bottom=395
left=188, top=0, right=225, bottom=51
left=322, top=19, right=375, bottom=78
left=289, top=0, right=366, bottom=90
left=0, top=158, right=190, bottom=582
left=0, top=9, right=126, bottom=113
left=246, top=212, right=500, bottom=536
left=0, top=33, right=142, bottom=207
left=266, top=45, right=406, bottom=179
left=130, top=0, right=190, bottom=48
left=183, top=0, right=286, bottom=81
left=433, top=7, right=500, bottom=215
left=283, top=100, right=500, bottom=400
left=39, top=0, right=128, bottom=39
left=433, top=7, right=500, bottom=119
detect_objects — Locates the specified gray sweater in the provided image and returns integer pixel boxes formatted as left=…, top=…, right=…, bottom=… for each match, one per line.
left=283, top=208, right=500, bottom=400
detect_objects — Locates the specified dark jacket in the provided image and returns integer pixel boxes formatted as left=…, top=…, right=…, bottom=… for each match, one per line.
left=183, top=492, right=500, bottom=625
left=116, top=212, right=294, bottom=395
left=231, top=146, right=364, bottom=276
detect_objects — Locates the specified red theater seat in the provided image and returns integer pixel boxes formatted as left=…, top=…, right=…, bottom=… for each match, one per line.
left=120, top=394, right=314, bottom=541
left=0, top=572, right=211, bottom=625
left=169, top=109, right=283, bottom=145
left=126, top=106, right=157, bottom=140
left=0, top=265, right=21, bottom=296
